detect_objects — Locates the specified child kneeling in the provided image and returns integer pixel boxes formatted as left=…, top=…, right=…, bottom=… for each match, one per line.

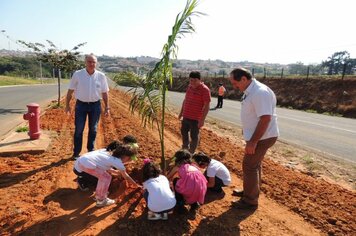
left=74, top=142, right=140, bottom=207
left=167, top=149, right=207, bottom=214
left=142, top=160, right=176, bottom=220
left=193, top=152, right=231, bottom=193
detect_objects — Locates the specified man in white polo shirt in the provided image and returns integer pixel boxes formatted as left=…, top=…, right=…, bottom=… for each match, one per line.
left=65, top=54, right=110, bottom=158
left=229, top=67, right=279, bottom=209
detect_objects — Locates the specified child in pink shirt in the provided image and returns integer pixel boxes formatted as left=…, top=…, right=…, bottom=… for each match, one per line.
left=167, top=149, right=207, bottom=215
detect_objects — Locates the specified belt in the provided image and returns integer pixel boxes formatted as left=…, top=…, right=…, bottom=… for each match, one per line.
left=77, top=99, right=100, bottom=105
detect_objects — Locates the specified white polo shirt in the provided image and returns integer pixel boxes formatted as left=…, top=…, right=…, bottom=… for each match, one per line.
left=240, top=79, right=279, bottom=141
left=69, top=69, right=109, bottom=102
left=206, top=159, right=231, bottom=185
left=143, top=175, right=176, bottom=213
left=74, top=149, right=125, bottom=172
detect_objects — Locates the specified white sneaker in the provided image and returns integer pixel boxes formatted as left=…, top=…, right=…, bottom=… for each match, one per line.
left=147, top=211, right=162, bottom=220
left=161, top=212, right=168, bottom=220
left=96, top=198, right=116, bottom=207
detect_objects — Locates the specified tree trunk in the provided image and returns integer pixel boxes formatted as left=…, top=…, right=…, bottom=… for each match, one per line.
left=160, top=76, right=167, bottom=174
left=57, top=69, right=61, bottom=106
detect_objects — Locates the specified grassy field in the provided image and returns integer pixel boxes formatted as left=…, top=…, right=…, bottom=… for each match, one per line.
left=0, top=75, right=60, bottom=86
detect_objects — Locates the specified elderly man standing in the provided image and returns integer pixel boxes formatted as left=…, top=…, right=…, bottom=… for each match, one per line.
left=229, top=67, right=279, bottom=209
left=178, top=71, right=211, bottom=154
left=65, top=54, right=110, bottom=158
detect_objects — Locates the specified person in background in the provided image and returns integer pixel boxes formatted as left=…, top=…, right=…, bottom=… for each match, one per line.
left=215, top=83, right=226, bottom=109
left=229, top=67, right=279, bottom=210
left=65, top=54, right=110, bottom=158
left=178, top=71, right=211, bottom=154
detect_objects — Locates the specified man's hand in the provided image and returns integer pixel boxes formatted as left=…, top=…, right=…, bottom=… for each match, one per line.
left=178, top=113, right=182, bottom=120
left=198, top=119, right=204, bottom=128
left=104, top=107, right=111, bottom=116
left=65, top=106, right=71, bottom=115
left=245, top=141, right=257, bottom=155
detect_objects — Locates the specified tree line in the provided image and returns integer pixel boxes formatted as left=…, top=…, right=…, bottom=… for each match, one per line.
left=1, top=50, right=355, bottom=79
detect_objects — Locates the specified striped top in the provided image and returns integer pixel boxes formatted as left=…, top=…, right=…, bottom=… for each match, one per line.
left=182, top=83, right=211, bottom=121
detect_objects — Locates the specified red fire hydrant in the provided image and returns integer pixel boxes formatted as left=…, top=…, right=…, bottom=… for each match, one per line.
left=23, top=103, right=41, bottom=140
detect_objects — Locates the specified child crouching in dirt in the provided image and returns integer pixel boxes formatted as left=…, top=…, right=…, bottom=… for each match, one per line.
left=142, top=159, right=176, bottom=220
left=167, top=149, right=207, bottom=215
left=193, top=152, right=231, bottom=193
left=73, top=135, right=139, bottom=191
left=73, top=142, right=141, bottom=207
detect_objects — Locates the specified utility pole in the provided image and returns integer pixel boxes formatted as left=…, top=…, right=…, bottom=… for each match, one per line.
left=39, top=61, right=43, bottom=84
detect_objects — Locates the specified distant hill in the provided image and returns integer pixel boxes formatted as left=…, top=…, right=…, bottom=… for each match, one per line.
left=97, top=55, right=286, bottom=77
left=0, top=49, right=311, bottom=76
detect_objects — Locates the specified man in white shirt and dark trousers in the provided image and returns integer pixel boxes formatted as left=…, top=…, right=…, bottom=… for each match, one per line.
left=229, top=67, right=279, bottom=210
left=65, top=54, right=110, bottom=158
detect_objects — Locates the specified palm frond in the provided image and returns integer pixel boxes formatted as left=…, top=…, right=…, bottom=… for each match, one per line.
left=115, top=0, right=203, bottom=172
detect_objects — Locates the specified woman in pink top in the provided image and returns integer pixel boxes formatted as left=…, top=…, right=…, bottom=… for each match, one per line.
left=167, top=149, right=207, bottom=216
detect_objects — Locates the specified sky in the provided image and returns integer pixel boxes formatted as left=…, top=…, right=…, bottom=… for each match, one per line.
left=1, top=0, right=356, bottom=65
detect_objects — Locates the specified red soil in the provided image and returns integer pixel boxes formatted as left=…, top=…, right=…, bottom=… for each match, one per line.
left=0, top=89, right=354, bottom=235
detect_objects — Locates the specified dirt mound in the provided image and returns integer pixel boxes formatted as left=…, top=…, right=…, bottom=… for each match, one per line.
left=171, top=76, right=356, bottom=118
left=0, top=89, right=355, bottom=235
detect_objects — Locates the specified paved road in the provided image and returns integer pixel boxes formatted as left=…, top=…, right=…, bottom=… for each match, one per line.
left=1, top=84, right=355, bottom=163
left=165, top=91, right=356, bottom=164
left=0, top=83, right=69, bottom=138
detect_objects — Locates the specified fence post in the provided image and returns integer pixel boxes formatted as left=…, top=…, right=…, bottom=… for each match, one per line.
left=281, top=68, right=284, bottom=79
left=222, top=70, right=225, bottom=78
left=306, top=66, right=310, bottom=79
left=252, top=68, right=255, bottom=76
left=341, top=62, right=347, bottom=80
left=263, top=67, right=266, bottom=79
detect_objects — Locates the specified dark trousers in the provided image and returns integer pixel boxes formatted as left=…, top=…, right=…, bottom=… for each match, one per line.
left=73, top=168, right=98, bottom=188
left=173, top=178, right=185, bottom=207
left=173, top=178, right=198, bottom=210
left=216, top=96, right=223, bottom=108
left=73, top=100, right=101, bottom=156
left=181, top=118, right=200, bottom=154
left=204, top=170, right=225, bottom=193
left=242, top=137, right=277, bottom=205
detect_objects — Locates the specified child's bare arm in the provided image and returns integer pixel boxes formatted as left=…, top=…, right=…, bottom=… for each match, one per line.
left=120, top=170, right=141, bottom=188
left=166, top=166, right=179, bottom=180
left=107, top=169, right=120, bottom=176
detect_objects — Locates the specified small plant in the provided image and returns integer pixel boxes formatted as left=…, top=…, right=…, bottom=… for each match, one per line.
left=16, top=126, right=29, bottom=133
left=283, top=148, right=294, bottom=156
left=113, top=71, right=141, bottom=87
left=305, top=109, right=317, bottom=114
left=302, top=155, right=314, bottom=165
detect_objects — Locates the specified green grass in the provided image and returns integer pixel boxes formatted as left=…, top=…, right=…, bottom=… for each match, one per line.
left=16, top=126, right=29, bottom=133
left=302, top=155, right=314, bottom=165
left=0, top=75, right=59, bottom=86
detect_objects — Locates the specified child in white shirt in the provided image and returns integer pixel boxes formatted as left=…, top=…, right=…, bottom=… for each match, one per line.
left=74, top=142, right=140, bottom=207
left=193, top=152, right=231, bottom=193
left=142, top=159, right=176, bottom=220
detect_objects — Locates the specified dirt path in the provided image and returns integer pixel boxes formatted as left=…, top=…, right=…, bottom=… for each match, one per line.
left=0, top=89, right=354, bottom=235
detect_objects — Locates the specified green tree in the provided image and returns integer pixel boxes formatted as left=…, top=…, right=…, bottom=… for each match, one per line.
left=18, top=40, right=86, bottom=105
left=288, top=62, right=308, bottom=75
left=115, top=0, right=202, bottom=172
left=322, top=51, right=350, bottom=75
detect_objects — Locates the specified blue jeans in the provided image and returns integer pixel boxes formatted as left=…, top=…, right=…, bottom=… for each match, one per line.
left=73, top=100, right=101, bottom=156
